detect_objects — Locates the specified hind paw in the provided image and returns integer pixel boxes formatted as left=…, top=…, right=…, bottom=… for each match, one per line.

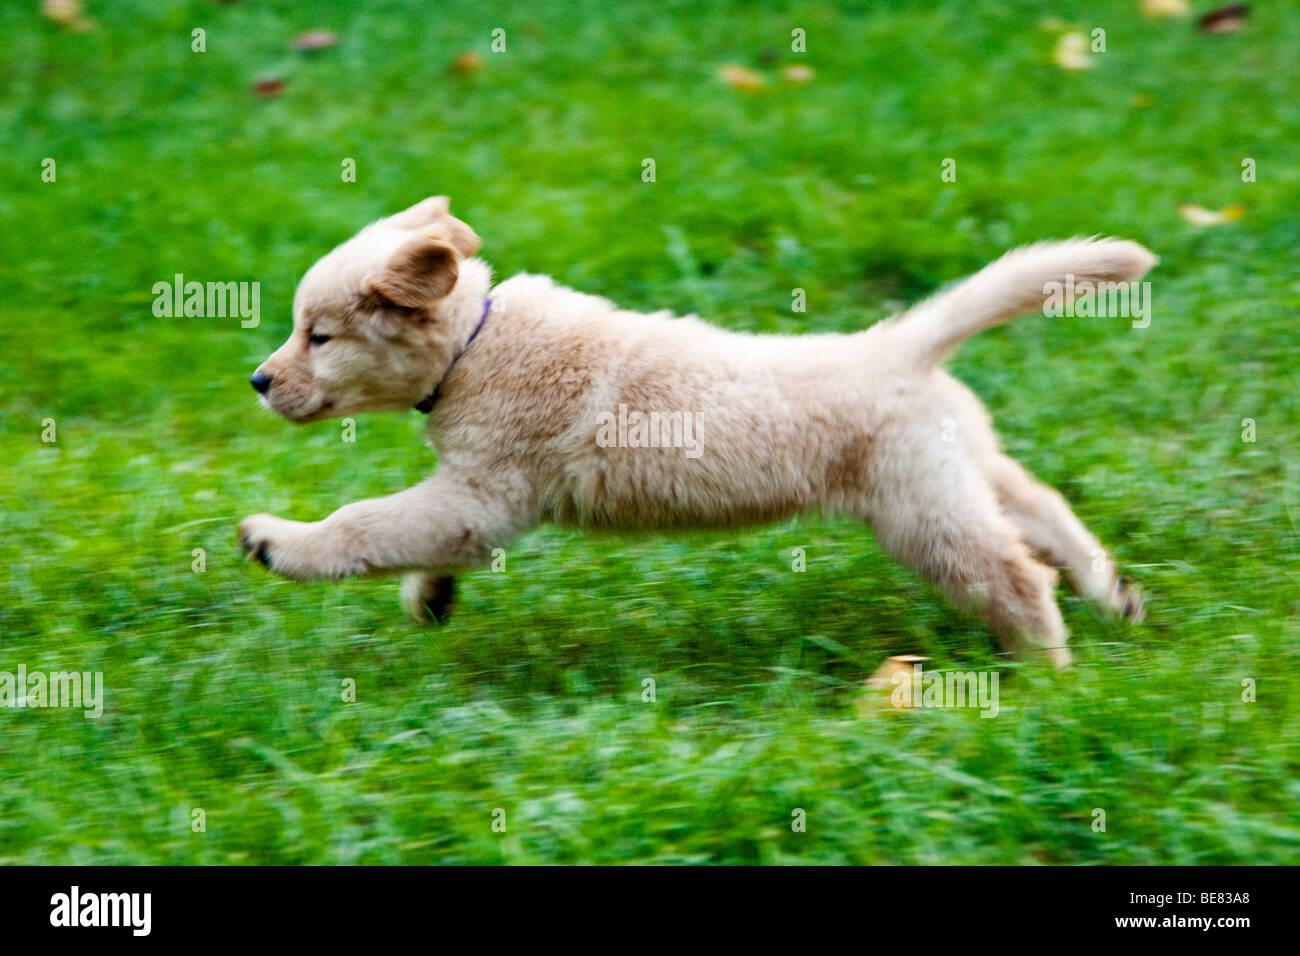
left=1116, top=576, right=1146, bottom=623
left=401, top=572, right=456, bottom=624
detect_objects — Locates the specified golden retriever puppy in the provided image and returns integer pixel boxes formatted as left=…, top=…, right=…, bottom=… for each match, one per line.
left=241, top=196, right=1154, bottom=666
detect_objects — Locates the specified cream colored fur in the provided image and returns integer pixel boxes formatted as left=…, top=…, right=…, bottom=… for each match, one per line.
left=241, top=197, right=1157, bottom=667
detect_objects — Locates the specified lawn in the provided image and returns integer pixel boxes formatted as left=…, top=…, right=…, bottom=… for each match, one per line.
left=0, top=0, right=1297, bottom=864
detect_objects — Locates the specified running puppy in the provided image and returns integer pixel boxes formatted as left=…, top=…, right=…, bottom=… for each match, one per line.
left=241, top=196, right=1154, bottom=666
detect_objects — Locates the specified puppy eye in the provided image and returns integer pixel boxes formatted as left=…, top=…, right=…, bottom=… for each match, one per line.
left=308, top=333, right=332, bottom=346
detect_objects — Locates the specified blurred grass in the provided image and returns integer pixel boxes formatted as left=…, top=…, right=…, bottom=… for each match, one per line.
left=0, top=0, right=1298, bottom=863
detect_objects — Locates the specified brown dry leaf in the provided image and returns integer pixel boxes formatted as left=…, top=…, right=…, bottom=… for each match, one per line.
left=253, top=77, right=286, bottom=99
left=1199, top=3, right=1249, bottom=33
left=293, top=31, right=339, bottom=53
left=781, top=64, right=815, bottom=84
left=448, top=51, right=483, bottom=76
left=1179, top=203, right=1245, bottom=226
left=1052, top=32, right=1093, bottom=70
left=1141, top=0, right=1190, bottom=16
left=718, top=64, right=767, bottom=93
left=857, top=655, right=930, bottom=715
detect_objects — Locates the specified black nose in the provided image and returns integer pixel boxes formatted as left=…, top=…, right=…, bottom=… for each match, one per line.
left=250, top=371, right=272, bottom=395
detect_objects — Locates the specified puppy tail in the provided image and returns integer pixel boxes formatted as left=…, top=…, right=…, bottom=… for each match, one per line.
left=886, top=237, right=1158, bottom=369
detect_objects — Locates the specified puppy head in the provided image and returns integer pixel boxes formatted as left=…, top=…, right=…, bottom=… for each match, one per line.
left=251, top=197, right=481, bottom=422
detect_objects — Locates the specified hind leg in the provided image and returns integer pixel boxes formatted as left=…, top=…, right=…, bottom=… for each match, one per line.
left=869, top=466, right=1073, bottom=667
left=985, top=454, right=1143, bottom=621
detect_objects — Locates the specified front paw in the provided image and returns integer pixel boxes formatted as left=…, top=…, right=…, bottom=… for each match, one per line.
left=239, top=513, right=366, bottom=581
left=239, top=513, right=301, bottom=576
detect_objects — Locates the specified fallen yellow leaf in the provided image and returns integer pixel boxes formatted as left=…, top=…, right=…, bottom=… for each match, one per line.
left=1053, top=32, right=1093, bottom=70
left=41, top=0, right=94, bottom=31
left=719, top=64, right=767, bottom=93
left=41, top=0, right=79, bottom=24
left=1141, top=0, right=1190, bottom=17
left=1179, top=203, right=1246, bottom=226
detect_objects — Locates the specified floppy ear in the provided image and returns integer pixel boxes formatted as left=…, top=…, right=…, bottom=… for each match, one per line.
left=365, top=234, right=459, bottom=308
left=387, top=196, right=451, bottom=230
left=441, top=214, right=481, bottom=259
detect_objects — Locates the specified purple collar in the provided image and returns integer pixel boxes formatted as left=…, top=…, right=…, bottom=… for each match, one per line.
left=414, top=296, right=491, bottom=414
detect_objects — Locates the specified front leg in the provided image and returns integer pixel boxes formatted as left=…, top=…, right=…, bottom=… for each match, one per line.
left=239, top=472, right=527, bottom=582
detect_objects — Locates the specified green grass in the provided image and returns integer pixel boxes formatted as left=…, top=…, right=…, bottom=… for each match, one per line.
left=1, top=0, right=1298, bottom=864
